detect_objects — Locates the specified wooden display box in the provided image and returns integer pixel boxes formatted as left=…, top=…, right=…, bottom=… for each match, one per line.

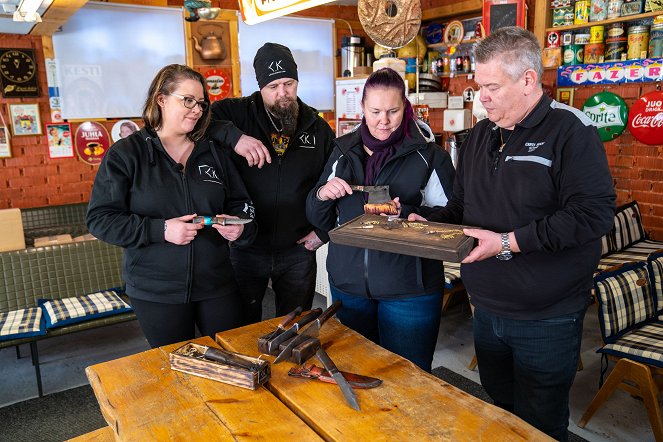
left=170, top=342, right=270, bottom=390
left=328, top=214, right=475, bottom=262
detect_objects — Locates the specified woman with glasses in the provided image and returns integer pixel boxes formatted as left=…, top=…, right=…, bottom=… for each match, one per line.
left=87, top=64, right=256, bottom=348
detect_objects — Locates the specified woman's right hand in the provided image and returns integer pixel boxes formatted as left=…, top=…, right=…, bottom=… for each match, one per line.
left=316, top=177, right=353, bottom=201
left=164, top=214, right=203, bottom=245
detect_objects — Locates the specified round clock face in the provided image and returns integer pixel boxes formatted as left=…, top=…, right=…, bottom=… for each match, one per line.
left=0, top=50, right=36, bottom=83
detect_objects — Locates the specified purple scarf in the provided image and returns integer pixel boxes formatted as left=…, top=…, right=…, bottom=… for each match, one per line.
left=361, top=117, right=407, bottom=186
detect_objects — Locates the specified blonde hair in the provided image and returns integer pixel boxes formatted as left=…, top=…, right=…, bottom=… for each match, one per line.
left=142, top=64, right=211, bottom=141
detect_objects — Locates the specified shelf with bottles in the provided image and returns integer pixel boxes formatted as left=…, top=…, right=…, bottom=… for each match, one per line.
left=427, top=38, right=479, bottom=51
left=545, top=10, right=662, bottom=33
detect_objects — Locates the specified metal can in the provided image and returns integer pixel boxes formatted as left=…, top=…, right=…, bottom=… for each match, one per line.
left=575, top=32, right=591, bottom=45
left=575, top=0, right=590, bottom=24
left=627, top=25, right=650, bottom=59
left=547, top=31, right=561, bottom=47
left=590, top=0, right=608, bottom=21
left=552, top=7, right=574, bottom=27
left=584, top=43, right=605, bottom=63
left=561, top=31, right=574, bottom=46
left=606, top=22, right=625, bottom=39
left=590, top=25, right=605, bottom=43
left=607, top=0, right=623, bottom=18
left=650, top=22, right=663, bottom=58
left=563, top=44, right=585, bottom=64
left=605, top=37, right=628, bottom=61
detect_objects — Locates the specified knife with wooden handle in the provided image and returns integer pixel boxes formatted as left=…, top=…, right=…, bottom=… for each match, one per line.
left=316, top=346, right=361, bottom=411
left=263, top=308, right=322, bottom=355
left=257, top=306, right=303, bottom=354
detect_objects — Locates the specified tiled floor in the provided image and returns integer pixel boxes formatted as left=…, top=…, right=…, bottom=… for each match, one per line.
left=0, top=291, right=656, bottom=441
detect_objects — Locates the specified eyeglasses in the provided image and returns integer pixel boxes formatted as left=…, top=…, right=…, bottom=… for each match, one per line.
left=169, top=92, right=209, bottom=112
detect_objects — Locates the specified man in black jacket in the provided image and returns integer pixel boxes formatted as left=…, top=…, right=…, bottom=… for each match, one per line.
left=411, top=28, right=615, bottom=441
left=209, top=42, right=335, bottom=323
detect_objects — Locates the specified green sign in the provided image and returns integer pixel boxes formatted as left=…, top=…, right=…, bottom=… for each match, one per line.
left=582, top=91, right=628, bottom=142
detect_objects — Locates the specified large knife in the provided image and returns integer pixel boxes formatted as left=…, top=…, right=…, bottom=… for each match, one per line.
left=259, top=306, right=303, bottom=343
left=349, top=185, right=390, bottom=204
left=316, top=346, right=361, bottom=411
left=192, top=216, right=253, bottom=226
left=262, top=307, right=322, bottom=355
left=273, top=300, right=342, bottom=364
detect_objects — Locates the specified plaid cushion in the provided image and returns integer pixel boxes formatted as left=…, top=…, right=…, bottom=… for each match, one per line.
left=0, top=307, right=46, bottom=341
left=40, top=290, right=132, bottom=329
left=599, top=322, right=663, bottom=368
left=594, top=261, right=656, bottom=342
left=600, top=230, right=616, bottom=257
left=648, top=250, right=663, bottom=315
left=596, top=240, right=663, bottom=272
left=613, top=201, right=646, bottom=251
left=444, top=262, right=462, bottom=289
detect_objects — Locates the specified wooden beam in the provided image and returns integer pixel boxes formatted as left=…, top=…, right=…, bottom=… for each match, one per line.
left=422, top=0, right=483, bottom=21
left=532, top=0, right=548, bottom=47
left=31, top=0, right=88, bottom=36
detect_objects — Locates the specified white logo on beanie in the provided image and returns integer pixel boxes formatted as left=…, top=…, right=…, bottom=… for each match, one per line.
left=268, top=60, right=286, bottom=76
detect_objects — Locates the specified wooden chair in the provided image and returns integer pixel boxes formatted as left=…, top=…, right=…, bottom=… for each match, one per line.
left=577, top=259, right=663, bottom=441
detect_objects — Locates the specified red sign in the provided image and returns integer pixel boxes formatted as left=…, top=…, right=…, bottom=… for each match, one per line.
left=203, top=68, right=231, bottom=102
left=628, top=91, right=663, bottom=145
left=75, top=121, right=110, bottom=166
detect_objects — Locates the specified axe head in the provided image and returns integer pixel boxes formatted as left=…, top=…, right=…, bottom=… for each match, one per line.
left=350, top=185, right=390, bottom=204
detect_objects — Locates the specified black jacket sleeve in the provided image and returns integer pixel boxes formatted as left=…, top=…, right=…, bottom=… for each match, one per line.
left=208, top=98, right=247, bottom=150
left=309, top=122, right=337, bottom=244
left=306, top=145, right=345, bottom=237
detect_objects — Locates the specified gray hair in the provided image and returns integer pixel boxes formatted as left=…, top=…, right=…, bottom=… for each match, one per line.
left=473, top=27, right=543, bottom=83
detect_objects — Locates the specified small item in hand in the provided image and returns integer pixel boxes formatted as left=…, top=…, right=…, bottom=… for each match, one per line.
left=192, top=216, right=253, bottom=226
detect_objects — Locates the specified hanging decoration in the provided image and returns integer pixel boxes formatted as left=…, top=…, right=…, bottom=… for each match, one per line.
left=75, top=121, right=110, bottom=166
left=582, top=91, right=628, bottom=142
left=628, top=90, right=663, bottom=145
left=358, top=0, right=421, bottom=49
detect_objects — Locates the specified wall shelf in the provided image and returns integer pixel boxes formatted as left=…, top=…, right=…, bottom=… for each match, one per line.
left=428, top=38, right=478, bottom=50
left=545, top=10, right=662, bottom=33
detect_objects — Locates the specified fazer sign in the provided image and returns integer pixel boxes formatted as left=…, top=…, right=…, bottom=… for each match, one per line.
left=628, top=91, right=663, bottom=145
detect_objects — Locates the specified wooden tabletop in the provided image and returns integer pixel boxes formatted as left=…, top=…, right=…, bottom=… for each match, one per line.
left=86, top=317, right=551, bottom=441
left=218, top=317, right=552, bottom=442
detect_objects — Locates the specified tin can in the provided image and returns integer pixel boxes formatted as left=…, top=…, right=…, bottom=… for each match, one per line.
left=584, top=43, right=605, bottom=63
left=606, top=22, right=625, bottom=39
left=604, top=37, right=627, bottom=61
left=552, top=7, right=575, bottom=27
left=590, top=25, right=605, bottom=43
left=547, top=31, right=561, bottom=47
left=621, top=0, right=644, bottom=16
left=627, top=25, right=649, bottom=59
left=650, top=22, right=663, bottom=58
left=575, top=32, right=591, bottom=45
left=607, top=0, right=623, bottom=18
left=590, top=0, right=608, bottom=21
left=575, top=0, right=590, bottom=24
left=561, top=31, right=574, bottom=46
left=563, top=44, right=584, bottom=65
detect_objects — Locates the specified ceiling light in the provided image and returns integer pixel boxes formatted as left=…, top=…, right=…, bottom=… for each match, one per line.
left=13, top=0, right=43, bottom=23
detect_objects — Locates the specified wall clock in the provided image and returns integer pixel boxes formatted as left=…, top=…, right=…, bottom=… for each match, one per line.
left=0, top=48, right=40, bottom=98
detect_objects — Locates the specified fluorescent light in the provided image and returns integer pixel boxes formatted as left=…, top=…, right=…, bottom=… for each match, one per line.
left=13, top=0, right=43, bottom=23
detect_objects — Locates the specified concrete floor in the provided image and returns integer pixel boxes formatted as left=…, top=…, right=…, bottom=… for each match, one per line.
left=0, top=291, right=656, bottom=441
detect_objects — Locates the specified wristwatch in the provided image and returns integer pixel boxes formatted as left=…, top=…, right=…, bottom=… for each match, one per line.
left=496, top=232, right=513, bottom=261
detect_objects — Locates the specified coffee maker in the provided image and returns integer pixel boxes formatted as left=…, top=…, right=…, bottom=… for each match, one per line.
left=341, top=35, right=365, bottom=77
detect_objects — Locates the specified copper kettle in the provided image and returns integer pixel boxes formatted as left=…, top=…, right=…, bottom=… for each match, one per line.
left=191, top=32, right=226, bottom=60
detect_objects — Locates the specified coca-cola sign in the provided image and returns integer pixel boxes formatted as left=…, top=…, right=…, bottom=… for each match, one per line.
left=628, top=91, right=663, bottom=145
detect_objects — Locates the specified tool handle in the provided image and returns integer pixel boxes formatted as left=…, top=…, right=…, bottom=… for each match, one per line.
left=203, top=347, right=259, bottom=371
left=316, top=300, right=342, bottom=328
left=294, top=307, right=322, bottom=330
left=192, top=216, right=221, bottom=226
left=280, top=306, right=303, bottom=329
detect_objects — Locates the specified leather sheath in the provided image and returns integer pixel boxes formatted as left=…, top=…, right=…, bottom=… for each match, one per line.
left=288, top=363, right=382, bottom=389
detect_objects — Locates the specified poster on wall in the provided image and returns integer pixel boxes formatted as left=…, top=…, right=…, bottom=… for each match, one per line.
left=46, top=122, right=74, bottom=159
left=8, top=103, right=42, bottom=136
left=0, top=48, right=40, bottom=98
left=74, top=121, right=110, bottom=166
left=0, top=126, right=11, bottom=158
left=111, top=119, right=140, bottom=142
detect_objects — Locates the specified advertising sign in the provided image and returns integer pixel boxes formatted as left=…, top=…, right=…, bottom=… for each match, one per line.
left=75, top=121, right=110, bottom=166
left=582, top=91, right=628, bottom=141
left=558, top=58, right=663, bottom=86
left=628, top=90, right=663, bottom=145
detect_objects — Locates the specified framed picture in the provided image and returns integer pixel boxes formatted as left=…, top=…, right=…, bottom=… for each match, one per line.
left=0, top=125, right=11, bottom=158
left=8, top=103, right=42, bottom=136
left=46, top=122, right=74, bottom=159
left=556, top=87, right=575, bottom=107
left=482, top=0, right=526, bottom=36
left=337, top=118, right=361, bottom=137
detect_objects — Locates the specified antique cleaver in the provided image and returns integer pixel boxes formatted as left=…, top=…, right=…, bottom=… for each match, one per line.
left=349, top=185, right=390, bottom=204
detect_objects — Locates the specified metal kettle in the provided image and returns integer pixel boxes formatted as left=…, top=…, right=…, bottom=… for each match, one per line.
left=191, top=32, right=226, bottom=60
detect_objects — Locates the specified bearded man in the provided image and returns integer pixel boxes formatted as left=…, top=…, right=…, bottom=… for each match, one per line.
left=209, top=42, right=335, bottom=323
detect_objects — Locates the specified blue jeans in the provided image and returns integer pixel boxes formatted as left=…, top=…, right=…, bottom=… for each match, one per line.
left=473, top=307, right=586, bottom=442
left=230, top=244, right=317, bottom=324
left=330, top=286, right=442, bottom=372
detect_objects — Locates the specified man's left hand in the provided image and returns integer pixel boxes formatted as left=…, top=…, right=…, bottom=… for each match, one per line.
left=461, top=228, right=503, bottom=263
left=297, top=231, right=323, bottom=251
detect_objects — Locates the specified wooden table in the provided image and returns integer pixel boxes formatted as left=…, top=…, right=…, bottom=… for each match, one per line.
left=86, top=317, right=552, bottom=441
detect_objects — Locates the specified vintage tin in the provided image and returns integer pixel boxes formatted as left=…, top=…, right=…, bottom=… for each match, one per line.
left=607, top=0, right=623, bottom=18
left=550, top=0, right=573, bottom=7
left=563, top=44, right=584, bottom=64
left=552, top=7, right=575, bottom=27
left=650, top=22, right=663, bottom=58
left=590, top=0, right=608, bottom=21
left=584, top=43, right=605, bottom=63
left=561, top=31, right=575, bottom=46
left=627, top=25, right=649, bottom=59
left=547, top=31, right=562, bottom=47
left=590, top=25, right=605, bottom=43
left=575, top=0, right=591, bottom=24
left=605, top=37, right=628, bottom=61
left=621, top=0, right=644, bottom=16
left=606, top=22, right=626, bottom=39
left=575, top=32, right=591, bottom=44
left=543, top=47, right=563, bottom=68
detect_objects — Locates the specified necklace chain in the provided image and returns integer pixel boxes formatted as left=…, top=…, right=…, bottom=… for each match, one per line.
left=499, top=128, right=511, bottom=153
left=266, top=110, right=283, bottom=133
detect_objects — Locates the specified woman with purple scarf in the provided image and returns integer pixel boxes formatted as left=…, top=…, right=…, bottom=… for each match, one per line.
left=306, top=68, right=455, bottom=371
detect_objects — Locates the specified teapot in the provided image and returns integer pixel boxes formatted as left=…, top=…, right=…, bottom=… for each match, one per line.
left=192, top=32, right=226, bottom=61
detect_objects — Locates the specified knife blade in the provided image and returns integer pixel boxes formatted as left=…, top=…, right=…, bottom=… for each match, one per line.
left=315, top=346, right=360, bottom=411
left=349, top=185, right=390, bottom=204
left=192, top=216, right=253, bottom=226
left=273, top=300, right=342, bottom=364
left=264, top=307, right=322, bottom=354
left=261, top=306, right=303, bottom=342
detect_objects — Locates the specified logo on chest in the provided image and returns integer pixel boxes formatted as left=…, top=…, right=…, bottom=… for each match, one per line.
left=524, top=141, right=545, bottom=153
left=198, top=164, right=223, bottom=185
left=299, top=132, right=316, bottom=148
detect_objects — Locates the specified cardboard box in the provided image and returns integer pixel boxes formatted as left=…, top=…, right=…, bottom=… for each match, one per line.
left=33, top=234, right=74, bottom=247
left=0, top=208, right=26, bottom=252
left=73, top=233, right=97, bottom=242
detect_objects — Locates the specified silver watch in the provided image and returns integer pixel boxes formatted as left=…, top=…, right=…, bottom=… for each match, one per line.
left=496, top=232, right=512, bottom=261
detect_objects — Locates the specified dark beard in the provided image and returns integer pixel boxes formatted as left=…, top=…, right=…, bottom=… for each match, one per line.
left=266, top=98, right=299, bottom=136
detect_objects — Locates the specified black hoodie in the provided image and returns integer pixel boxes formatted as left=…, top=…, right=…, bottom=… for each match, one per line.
left=86, top=128, right=256, bottom=304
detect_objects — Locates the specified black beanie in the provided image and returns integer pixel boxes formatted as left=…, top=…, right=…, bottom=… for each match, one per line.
left=253, top=43, right=298, bottom=90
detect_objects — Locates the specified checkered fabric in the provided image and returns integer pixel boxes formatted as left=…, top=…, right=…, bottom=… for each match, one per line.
left=599, top=322, right=663, bottom=368
left=594, top=261, right=656, bottom=342
left=648, top=250, right=663, bottom=314
left=596, top=240, right=663, bottom=272
left=600, top=230, right=616, bottom=257
left=0, top=307, right=46, bottom=341
left=40, top=290, right=132, bottom=329
left=613, top=201, right=646, bottom=251
left=444, top=262, right=461, bottom=289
